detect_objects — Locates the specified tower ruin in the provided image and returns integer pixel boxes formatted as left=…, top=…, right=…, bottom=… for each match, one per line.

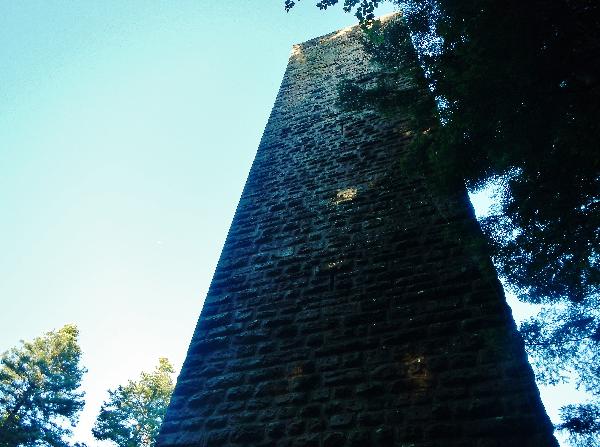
left=157, top=19, right=557, bottom=447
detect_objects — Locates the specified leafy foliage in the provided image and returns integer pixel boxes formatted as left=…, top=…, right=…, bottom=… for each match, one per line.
left=92, top=358, right=174, bottom=447
left=0, top=325, right=86, bottom=447
left=559, top=403, right=600, bottom=447
left=286, top=0, right=599, bottom=443
left=520, top=299, right=600, bottom=386
left=285, top=0, right=383, bottom=22
left=520, top=296, right=600, bottom=444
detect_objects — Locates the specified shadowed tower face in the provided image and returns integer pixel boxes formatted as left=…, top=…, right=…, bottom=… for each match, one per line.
left=158, top=19, right=557, bottom=447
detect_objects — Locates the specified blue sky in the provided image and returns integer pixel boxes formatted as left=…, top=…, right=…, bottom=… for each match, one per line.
left=0, top=2, right=581, bottom=445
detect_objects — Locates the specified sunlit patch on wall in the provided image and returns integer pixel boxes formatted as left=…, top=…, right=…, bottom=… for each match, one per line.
left=332, top=187, right=358, bottom=205
left=320, top=25, right=353, bottom=43
left=290, top=44, right=306, bottom=64
left=404, top=354, right=431, bottom=389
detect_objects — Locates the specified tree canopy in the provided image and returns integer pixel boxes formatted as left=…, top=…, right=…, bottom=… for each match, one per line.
left=0, top=324, right=86, bottom=447
left=92, top=358, right=174, bottom=447
left=286, top=0, right=599, bottom=444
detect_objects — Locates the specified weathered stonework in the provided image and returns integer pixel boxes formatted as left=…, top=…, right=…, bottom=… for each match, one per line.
left=158, top=20, right=558, bottom=447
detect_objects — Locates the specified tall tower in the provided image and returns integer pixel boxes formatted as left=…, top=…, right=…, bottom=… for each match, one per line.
left=158, top=20, right=557, bottom=447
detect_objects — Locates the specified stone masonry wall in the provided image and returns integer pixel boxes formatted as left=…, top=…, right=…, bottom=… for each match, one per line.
left=157, top=20, right=558, bottom=447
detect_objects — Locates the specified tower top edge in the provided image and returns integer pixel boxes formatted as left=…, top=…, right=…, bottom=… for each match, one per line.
left=291, top=12, right=400, bottom=50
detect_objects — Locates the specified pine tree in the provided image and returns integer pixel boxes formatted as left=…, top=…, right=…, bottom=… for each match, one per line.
left=0, top=325, right=86, bottom=447
left=92, top=358, right=174, bottom=447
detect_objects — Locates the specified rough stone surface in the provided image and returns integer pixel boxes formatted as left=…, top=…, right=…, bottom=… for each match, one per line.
left=157, top=21, right=558, bottom=447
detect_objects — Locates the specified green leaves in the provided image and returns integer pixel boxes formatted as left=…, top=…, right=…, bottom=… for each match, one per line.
left=559, top=404, right=600, bottom=447
left=285, top=0, right=382, bottom=21
left=0, top=325, right=86, bottom=447
left=92, top=358, right=174, bottom=447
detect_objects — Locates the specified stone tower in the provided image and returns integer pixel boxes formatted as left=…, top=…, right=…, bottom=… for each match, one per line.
left=157, top=19, right=557, bottom=447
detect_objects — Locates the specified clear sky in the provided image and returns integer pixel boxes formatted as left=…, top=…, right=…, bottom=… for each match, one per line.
left=0, top=2, right=582, bottom=446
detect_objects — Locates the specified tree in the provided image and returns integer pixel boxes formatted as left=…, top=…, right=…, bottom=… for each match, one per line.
left=520, top=299, right=600, bottom=445
left=0, top=324, right=86, bottom=447
left=92, top=358, right=174, bottom=447
left=558, top=403, right=600, bottom=447
left=285, top=1, right=599, bottom=443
